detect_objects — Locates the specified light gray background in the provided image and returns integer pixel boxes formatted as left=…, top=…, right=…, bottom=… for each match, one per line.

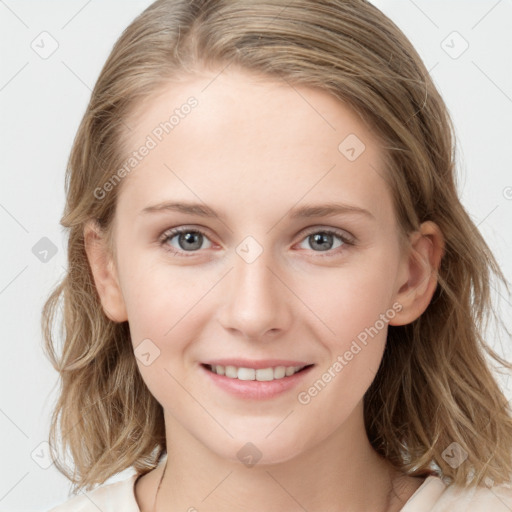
left=0, top=1, right=511, bottom=511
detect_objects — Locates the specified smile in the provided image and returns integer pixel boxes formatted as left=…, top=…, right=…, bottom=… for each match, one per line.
left=205, top=364, right=309, bottom=381
left=200, top=359, right=315, bottom=399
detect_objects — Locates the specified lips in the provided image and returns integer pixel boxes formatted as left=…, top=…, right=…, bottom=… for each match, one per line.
left=201, top=358, right=311, bottom=369
left=200, top=359, right=315, bottom=399
left=201, top=359, right=312, bottom=381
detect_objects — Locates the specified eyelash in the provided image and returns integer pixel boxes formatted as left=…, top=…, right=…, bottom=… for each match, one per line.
left=158, top=226, right=356, bottom=259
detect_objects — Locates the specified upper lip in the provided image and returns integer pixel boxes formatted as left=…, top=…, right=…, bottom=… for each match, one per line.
left=202, top=359, right=313, bottom=369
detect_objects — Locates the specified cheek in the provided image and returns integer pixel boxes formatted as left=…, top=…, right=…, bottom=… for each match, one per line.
left=118, top=251, right=209, bottom=341
left=294, top=277, right=393, bottom=429
left=122, top=266, right=205, bottom=413
left=300, top=254, right=398, bottom=347
left=294, top=251, right=397, bottom=397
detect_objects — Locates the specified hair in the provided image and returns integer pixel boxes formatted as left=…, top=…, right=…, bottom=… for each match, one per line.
left=42, top=0, right=512, bottom=494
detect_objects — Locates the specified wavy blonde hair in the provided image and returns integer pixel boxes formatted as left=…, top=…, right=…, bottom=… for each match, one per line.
left=42, top=0, right=512, bottom=493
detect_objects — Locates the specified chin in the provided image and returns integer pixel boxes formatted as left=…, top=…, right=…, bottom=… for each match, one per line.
left=210, top=431, right=312, bottom=468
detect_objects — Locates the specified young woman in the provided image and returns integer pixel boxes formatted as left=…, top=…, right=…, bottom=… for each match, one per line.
left=44, top=1, right=512, bottom=510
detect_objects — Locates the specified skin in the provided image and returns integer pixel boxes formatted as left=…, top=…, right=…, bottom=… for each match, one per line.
left=85, top=67, right=444, bottom=512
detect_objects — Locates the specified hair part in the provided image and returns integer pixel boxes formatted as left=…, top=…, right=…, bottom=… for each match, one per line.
left=42, top=0, right=512, bottom=493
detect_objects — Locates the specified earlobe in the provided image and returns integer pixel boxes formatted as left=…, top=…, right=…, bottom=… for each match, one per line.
left=389, top=221, right=445, bottom=326
left=83, top=220, right=128, bottom=323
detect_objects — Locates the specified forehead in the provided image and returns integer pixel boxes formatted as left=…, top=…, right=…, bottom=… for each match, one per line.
left=117, top=69, right=392, bottom=223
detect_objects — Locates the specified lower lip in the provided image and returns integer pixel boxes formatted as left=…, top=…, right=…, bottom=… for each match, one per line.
left=201, top=364, right=314, bottom=400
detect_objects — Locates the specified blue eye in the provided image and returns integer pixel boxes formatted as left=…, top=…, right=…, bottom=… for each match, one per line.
left=159, top=227, right=355, bottom=258
left=160, top=228, right=213, bottom=255
left=300, top=231, right=345, bottom=252
left=297, top=229, right=354, bottom=256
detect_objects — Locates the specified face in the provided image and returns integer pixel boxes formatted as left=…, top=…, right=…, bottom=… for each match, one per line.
left=103, top=68, right=411, bottom=464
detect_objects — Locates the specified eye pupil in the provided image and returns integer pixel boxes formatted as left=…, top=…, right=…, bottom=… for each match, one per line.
left=310, top=233, right=333, bottom=251
left=179, top=231, right=203, bottom=251
left=166, top=229, right=346, bottom=256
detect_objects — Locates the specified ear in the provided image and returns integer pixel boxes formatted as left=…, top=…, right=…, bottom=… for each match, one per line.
left=389, top=221, right=445, bottom=326
left=83, top=220, right=128, bottom=323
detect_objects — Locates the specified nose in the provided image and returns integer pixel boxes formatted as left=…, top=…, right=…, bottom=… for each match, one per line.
left=217, top=243, right=293, bottom=341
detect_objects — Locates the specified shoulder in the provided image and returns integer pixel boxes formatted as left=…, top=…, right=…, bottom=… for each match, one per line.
left=436, top=480, right=512, bottom=511
left=47, top=474, right=140, bottom=512
left=403, top=475, right=512, bottom=511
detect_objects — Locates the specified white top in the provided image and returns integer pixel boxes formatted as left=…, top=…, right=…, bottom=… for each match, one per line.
left=47, top=471, right=512, bottom=511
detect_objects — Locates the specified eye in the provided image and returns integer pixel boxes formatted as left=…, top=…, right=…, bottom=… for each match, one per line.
left=158, top=226, right=355, bottom=258
left=159, top=227, right=213, bottom=256
left=297, top=228, right=355, bottom=256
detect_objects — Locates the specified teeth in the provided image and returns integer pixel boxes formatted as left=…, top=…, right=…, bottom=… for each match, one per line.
left=225, top=365, right=237, bottom=378
left=209, top=364, right=305, bottom=380
left=238, top=367, right=255, bottom=380
left=274, top=366, right=286, bottom=379
left=255, top=368, right=273, bottom=381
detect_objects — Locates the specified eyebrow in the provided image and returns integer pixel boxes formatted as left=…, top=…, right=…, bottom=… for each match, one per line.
left=140, top=201, right=374, bottom=220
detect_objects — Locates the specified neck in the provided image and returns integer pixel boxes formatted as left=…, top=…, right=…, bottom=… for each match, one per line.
left=153, top=404, right=401, bottom=512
